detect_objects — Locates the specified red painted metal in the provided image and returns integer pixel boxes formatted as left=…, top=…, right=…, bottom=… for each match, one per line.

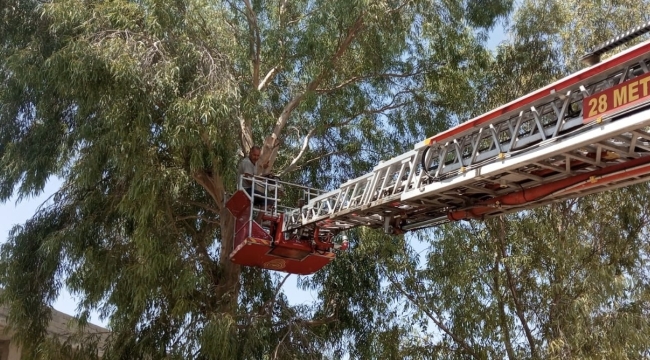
left=556, top=163, right=650, bottom=194
left=228, top=236, right=335, bottom=275
left=225, top=190, right=337, bottom=275
left=226, top=190, right=272, bottom=247
left=424, top=40, right=650, bottom=145
left=583, top=71, right=650, bottom=122
left=447, top=155, right=650, bottom=221
left=226, top=190, right=252, bottom=220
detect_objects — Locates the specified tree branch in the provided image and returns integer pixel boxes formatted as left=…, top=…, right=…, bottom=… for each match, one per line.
left=387, top=275, right=479, bottom=358
left=163, top=198, right=217, bottom=291
left=296, top=315, right=338, bottom=326
left=497, top=216, right=538, bottom=357
left=261, top=274, right=291, bottom=316
left=382, top=0, right=411, bottom=15
left=192, top=132, right=227, bottom=211
left=239, top=114, right=254, bottom=155
left=273, top=324, right=293, bottom=359
left=184, top=200, right=220, bottom=215
left=492, top=225, right=516, bottom=360
left=343, top=99, right=411, bottom=122
left=279, top=127, right=317, bottom=175
left=242, top=0, right=262, bottom=89
left=238, top=301, right=338, bottom=330
left=258, top=65, right=280, bottom=91
left=314, top=70, right=427, bottom=94
left=332, top=14, right=365, bottom=64
left=192, top=171, right=225, bottom=211
left=262, top=13, right=367, bottom=168
left=175, top=215, right=220, bottom=224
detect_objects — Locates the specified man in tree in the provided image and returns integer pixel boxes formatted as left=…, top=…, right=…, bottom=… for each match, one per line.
left=238, top=145, right=269, bottom=195
left=238, top=145, right=272, bottom=223
left=0, top=0, right=515, bottom=358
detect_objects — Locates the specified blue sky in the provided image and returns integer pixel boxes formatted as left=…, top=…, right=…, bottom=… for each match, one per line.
left=0, top=24, right=508, bottom=328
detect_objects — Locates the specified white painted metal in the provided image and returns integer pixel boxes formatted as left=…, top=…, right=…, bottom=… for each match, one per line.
left=281, top=40, right=650, bottom=235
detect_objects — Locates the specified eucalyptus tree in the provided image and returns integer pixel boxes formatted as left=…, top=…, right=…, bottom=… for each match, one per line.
left=0, top=0, right=512, bottom=358
left=382, top=0, right=650, bottom=359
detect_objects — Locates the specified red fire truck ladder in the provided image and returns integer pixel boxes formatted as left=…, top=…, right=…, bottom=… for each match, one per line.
left=227, top=33, right=650, bottom=275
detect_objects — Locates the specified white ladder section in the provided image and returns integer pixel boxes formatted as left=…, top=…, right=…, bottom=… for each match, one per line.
left=283, top=39, right=650, bottom=234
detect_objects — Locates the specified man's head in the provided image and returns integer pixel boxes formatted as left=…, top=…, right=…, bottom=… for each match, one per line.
left=248, top=146, right=261, bottom=164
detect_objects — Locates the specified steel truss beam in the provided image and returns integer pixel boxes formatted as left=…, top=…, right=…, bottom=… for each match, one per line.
left=283, top=40, right=650, bottom=235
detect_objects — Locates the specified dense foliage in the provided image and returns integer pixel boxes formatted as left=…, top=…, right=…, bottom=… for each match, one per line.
left=2, top=0, right=650, bottom=359
left=377, top=1, right=650, bottom=358
left=0, top=0, right=511, bottom=358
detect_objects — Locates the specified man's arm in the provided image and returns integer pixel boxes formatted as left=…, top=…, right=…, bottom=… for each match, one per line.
left=258, top=161, right=270, bottom=176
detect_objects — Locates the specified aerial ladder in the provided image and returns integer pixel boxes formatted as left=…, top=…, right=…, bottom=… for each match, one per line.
left=226, top=24, right=650, bottom=275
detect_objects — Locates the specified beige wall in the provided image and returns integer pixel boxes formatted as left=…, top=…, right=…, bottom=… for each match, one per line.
left=0, top=305, right=109, bottom=359
left=0, top=339, right=22, bottom=360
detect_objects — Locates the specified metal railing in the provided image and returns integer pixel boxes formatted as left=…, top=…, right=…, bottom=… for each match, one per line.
left=283, top=39, right=650, bottom=234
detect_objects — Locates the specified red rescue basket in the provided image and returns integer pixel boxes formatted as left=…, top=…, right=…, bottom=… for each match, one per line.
left=225, top=177, right=345, bottom=275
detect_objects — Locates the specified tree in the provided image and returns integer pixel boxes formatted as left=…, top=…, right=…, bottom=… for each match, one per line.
left=380, top=1, right=650, bottom=359
left=0, top=0, right=512, bottom=358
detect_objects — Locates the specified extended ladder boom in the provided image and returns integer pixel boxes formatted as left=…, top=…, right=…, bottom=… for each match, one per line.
left=284, top=38, right=650, bottom=236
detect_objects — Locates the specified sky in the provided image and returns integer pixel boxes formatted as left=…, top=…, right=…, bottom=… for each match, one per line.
left=0, top=24, right=508, bottom=329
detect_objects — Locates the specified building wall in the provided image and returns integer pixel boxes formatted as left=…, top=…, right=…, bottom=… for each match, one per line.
left=0, top=305, right=109, bottom=359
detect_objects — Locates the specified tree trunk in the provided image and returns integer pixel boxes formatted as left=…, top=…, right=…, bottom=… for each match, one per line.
left=216, top=207, right=241, bottom=313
